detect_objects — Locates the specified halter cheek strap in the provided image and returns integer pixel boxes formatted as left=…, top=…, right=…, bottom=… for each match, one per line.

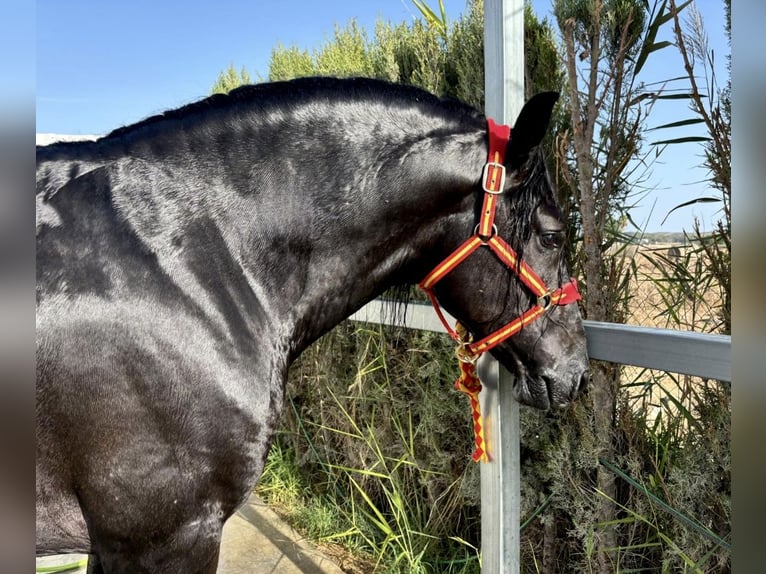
left=417, top=119, right=582, bottom=462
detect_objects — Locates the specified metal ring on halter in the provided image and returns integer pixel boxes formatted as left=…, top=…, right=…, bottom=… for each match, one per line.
left=454, top=323, right=479, bottom=363
left=455, top=343, right=480, bottom=364
left=537, top=293, right=553, bottom=311
left=474, top=224, right=498, bottom=244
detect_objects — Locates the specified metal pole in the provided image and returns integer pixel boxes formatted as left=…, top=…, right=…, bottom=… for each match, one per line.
left=477, top=356, right=520, bottom=574
left=484, top=0, right=525, bottom=122
left=481, top=0, right=524, bottom=572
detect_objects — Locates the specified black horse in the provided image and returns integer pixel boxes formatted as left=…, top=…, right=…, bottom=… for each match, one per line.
left=36, top=77, right=588, bottom=572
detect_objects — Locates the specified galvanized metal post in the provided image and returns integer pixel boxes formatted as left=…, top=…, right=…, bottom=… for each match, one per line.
left=477, top=355, right=520, bottom=573
left=481, top=0, right=524, bottom=572
left=484, top=0, right=525, bottom=122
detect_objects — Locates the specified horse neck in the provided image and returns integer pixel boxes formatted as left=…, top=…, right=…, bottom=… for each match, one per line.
left=223, top=122, right=487, bottom=357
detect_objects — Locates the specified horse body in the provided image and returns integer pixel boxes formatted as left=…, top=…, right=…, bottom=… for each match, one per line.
left=36, top=77, right=588, bottom=572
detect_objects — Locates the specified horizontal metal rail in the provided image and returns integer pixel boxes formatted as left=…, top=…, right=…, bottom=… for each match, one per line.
left=582, top=320, right=730, bottom=382
left=350, top=300, right=731, bottom=382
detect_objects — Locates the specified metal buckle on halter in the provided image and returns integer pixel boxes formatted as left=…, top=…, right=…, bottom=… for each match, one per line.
left=482, top=162, right=506, bottom=195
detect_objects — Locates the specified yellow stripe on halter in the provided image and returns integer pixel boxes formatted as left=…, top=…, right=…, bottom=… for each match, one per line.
left=472, top=305, right=547, bottom=352
left=420, top=236, right=482, bottom=289
left=487, top=237, right=548, bottom=297
left=517, top=265, right=547, bottom=296
left=487, top=236, right=518, bottom=267
left=478, top=193, right=497, bottom=237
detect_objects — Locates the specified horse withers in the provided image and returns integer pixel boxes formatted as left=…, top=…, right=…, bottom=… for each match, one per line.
left=36, top=77, right=589, bottom=573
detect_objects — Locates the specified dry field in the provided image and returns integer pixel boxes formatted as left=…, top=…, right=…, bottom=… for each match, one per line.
left=610, top=241, right=727, bottom=419
left=622, top=242, right=723, bottom=332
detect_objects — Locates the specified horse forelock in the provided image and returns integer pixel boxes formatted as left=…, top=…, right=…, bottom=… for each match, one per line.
left=507, top=151, right=557, bottom=247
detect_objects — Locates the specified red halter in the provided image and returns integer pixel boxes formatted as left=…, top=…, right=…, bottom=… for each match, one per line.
left=418, top=119, right=582, bottom=357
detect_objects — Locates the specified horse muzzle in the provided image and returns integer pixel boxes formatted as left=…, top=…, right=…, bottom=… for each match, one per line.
left=515, top=366, right=590, bottom=410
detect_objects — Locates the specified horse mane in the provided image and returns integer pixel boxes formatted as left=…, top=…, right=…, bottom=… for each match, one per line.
left=103, top=77, right=484, bottom=142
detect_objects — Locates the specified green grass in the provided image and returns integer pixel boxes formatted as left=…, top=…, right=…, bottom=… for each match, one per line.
left=256, top=322, right=482, bottom=573
left=35, top=558, right=88, bottom=573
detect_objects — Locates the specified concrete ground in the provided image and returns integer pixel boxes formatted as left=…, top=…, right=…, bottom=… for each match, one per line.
left=35, top=494, right=345, bottom=573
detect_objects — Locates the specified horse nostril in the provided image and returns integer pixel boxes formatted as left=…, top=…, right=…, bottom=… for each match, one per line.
left=578, top=371, right=590, bottom=393
left=570, top=370, right=589, bottom=401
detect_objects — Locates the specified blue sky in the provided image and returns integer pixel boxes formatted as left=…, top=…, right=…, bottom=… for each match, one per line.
left=36, top=0, right=728, bottom=232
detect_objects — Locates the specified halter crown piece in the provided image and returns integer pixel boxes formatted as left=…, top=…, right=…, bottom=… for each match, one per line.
left=418, top=119, right=582, bottom=462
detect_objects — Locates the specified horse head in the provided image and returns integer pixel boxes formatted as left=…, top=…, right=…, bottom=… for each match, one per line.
left=424, top=93, right=589, bottom=410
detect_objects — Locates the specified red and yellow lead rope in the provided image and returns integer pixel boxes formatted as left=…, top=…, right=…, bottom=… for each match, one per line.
left=453, top=323, right=490, bottom=463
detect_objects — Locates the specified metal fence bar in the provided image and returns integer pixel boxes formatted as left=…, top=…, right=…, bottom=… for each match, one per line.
left=583, top=320, right=731, bottom=382
left=349, top=299, right=450, bottom=333
left=350, top=301, right=732, bottom=381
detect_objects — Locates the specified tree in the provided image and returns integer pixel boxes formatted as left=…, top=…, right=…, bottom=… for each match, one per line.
left=211, top=64, right=252, bottom=94
left=551, top=0, right=680, bottom=571
left=268, top=45, right=315, bottom=81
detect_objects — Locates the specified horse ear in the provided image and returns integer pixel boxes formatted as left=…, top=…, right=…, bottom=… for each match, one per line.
left=506, top=91, right=559, bottom=168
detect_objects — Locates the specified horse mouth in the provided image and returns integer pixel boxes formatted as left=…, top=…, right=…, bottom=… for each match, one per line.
left=490, top=345, right=583, bottom=410
left=514, top=376, right=569, bottom=410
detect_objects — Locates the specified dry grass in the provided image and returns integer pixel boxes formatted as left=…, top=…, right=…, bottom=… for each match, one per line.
left=622, top=242, right=723, bottom=332
left=610, top=241, right=727, bottom=422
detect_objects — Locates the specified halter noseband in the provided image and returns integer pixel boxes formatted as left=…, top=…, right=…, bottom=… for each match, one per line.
left=418, top=118, right=582, bottom=358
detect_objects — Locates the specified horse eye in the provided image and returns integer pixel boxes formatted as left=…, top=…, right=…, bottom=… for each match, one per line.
left=540, top=231, right=563, bottom=249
